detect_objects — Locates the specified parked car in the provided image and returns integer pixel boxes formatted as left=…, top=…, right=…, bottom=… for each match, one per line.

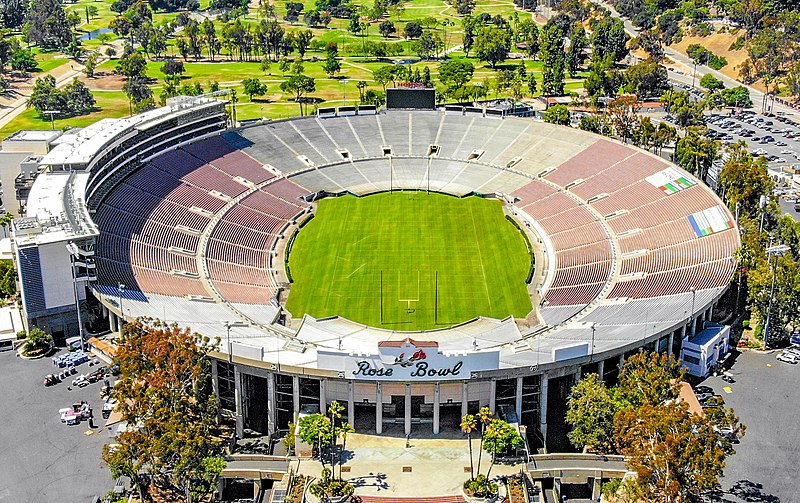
left=695, top=385, right=714, bottom=394
left=43, top=374, right=60, bottom=386
left=776, top=353, right=799, bottom=364
left=696, top=392, right=714, bottom=402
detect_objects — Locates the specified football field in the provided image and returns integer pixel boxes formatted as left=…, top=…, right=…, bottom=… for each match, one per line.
left=285, top=192, right=534, bottom=331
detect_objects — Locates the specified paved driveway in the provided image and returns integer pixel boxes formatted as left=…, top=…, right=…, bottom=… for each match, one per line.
left=0, top=350, right=114, bottom=502
left=703, top=350, right=800, bottom=502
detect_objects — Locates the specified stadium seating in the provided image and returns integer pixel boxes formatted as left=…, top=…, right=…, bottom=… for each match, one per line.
left=91, top=113, right=738, bottom=353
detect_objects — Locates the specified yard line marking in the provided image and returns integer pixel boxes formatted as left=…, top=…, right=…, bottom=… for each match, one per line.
left=346, top=263, right=366, bottom=279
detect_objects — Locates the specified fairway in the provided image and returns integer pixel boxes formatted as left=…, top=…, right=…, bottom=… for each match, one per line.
left=285, top=192, right=534, bottom=330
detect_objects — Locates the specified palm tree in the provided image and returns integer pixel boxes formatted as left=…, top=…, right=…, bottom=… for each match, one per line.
left=461, top=414, right=477, bottom=480
left=476, top=407, right=493, bottom=476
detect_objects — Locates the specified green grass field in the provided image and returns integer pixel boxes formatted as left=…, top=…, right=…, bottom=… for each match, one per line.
left=285, top=192, right=533, bottom=330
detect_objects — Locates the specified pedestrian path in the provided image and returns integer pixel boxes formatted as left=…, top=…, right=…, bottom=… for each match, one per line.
left=295, top=432, right=523, bottom=498
left=355, top=496, right=465, bottom=503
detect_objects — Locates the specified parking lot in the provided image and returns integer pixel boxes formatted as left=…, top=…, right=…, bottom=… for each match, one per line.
left=705, top=112, right=800, bottom=171
left=0, top=350, right=114, bottom=502
left=702, top=350, right=800, bottom=502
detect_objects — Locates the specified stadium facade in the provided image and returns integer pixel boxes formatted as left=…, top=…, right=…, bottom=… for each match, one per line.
left=12, top=96, right=738, bottom=450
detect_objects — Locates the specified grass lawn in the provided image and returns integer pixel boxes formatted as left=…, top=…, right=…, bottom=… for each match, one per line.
left=285, top=192, right=533, bottom=330
left=0, top=90, right=130, bottom=139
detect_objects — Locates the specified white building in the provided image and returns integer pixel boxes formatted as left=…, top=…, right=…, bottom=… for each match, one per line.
left=680, top=322, right=731, bottom=377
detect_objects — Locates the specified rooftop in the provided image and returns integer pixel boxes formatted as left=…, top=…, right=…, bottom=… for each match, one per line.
left=13, top=171, right=97, bottom=247
left=39, top=96, right=226, bottom=168
left=3, top=130, right=63, bottom=143
left=688, top=322, right=728, bottom=347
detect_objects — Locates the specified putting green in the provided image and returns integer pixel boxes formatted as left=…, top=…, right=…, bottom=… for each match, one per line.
left=285, top=191, right=534, bottom=330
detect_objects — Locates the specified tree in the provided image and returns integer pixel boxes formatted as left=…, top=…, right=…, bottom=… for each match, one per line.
left=460, top=414, right=478, bottom=480
left=101, top=319, right=222, bottom=502
left=297, top=413, right=333, bottom=459
left=699, top=73, right=724, bottom=91
left=242, top=78, right=268, bottom=101
left=322, top=52, right=341, bottom=77
left=116, top=51, right=148, bottom=78
left=284, top=1, right=304, bottom=22
left=439, top=60, right=474, bottom=100
left=518, top=20, right=539, bottom=59
left=189, top=457, right=227, bottom=503
left=474, top=26, right=511, bottom=69
left=62, top=78, right=96, bottom=115
left=566, top=374, right=616, bottom=452
left=462, top=15, right=477, bottom=57
left=543, top=104, right=571, bottom=125
left=566, top=352, right=744, bottom=500
left=579, top=114, right=613, bottom=136
left=720, top=86, right=752, bottom=108
left=624, top=60, right=669, bottom=98
left=718, top=143, right=773, bottom=220
left=566, top=24, right=588, bottom=78
left=161, top=60, right=185, bottom=77
left=23, top=0, right=75, bottom=50
left=590, top=17, right=629, bottom=63
left=280, top=74, right=315, bottom=115
left=22, top=327, right=52, bottom=355
left=373, top=65, right=394, bottom=92
left=379, top=20, right=396, bottom=38
left=539, top=22, right=565, bottom=96
left=123, top=76, right=154, bottom=113
left=202, top=19, right=221, bottom=61
left=608, top=95, right=640, bottom=143
left=11, top=48, right=38, bottom=74
left=356, top=80, right=367, bottom=102
left=482, top=418, right=522, bottom=478
left=27, top=75, right=64, bottom=117
left=660, top=89, right=705, bottom=128
left=413, top=31, right=443, bottom=60
left=291, top=29, right=313, bottom=59
left=475, top=407, right=492, bottom=476
left=404, top=21, right=423, bottom=40
left=676, top=127, right=717, bottom=182
left=615, top=403, right=729, bottom=501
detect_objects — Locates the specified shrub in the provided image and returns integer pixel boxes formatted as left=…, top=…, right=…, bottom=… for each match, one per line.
left=463, top=474, right=498, bottom=498
left=23, top=328, right=52, bottom=355
left=16, top=330, right=26, bottom=340
left=309, top=468, right=354, bottom=499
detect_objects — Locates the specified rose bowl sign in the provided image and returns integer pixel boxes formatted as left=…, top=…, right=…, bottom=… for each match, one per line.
left=317, top=339, right=500, bottom=381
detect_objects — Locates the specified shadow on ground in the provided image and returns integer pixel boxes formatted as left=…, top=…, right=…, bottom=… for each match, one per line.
left=704, top=480, right=781, bottom=503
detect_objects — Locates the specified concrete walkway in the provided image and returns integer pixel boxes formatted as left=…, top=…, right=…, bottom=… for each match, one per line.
left=295, top=431, right=525, bottom=498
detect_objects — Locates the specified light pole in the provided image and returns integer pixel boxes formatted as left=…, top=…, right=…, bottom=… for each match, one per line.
left=589, top=323, right=596, bottom=362
left=342, top=79, right=349, bottom=106
left=759, top=194, right=767, bottom=233
left=764, top=244, right=790, bottom=350
left=66, top=242, right=85, bottom=352
left=118, top=283, right=125, bottom=331
left=43, top=110, right=60, bottom=130
left=222, top=320, right=235, bottom=362
left=689, top=287, right=697, bottom=338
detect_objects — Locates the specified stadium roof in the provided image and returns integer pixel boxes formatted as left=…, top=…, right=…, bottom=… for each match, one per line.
left=13, top=171, right=97, bottom=247
left=39, top=96, right=225, bottom=168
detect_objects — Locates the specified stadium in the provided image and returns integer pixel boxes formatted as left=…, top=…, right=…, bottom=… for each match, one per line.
left=13, top=94, right=738, bottom=452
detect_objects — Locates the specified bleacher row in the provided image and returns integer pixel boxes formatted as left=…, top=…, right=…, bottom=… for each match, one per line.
left=511, top=138, right=737, bottom=311
left=94, top=135, right=308, bottom=305
left=92, top=112, right=737, bottom=334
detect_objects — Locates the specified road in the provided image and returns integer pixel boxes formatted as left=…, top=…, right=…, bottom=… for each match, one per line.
left=587, top=0, right=800, bottom=122
left=702, top=350, right=800, bottom=502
